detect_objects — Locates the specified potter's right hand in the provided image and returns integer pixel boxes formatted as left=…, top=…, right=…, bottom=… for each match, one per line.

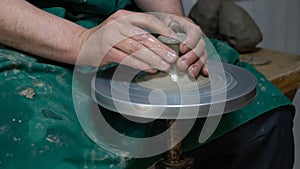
left=79, top=10, right=179, bottom=73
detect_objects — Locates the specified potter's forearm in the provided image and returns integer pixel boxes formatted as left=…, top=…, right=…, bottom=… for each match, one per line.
left=133, top=0, right=185, bottom=16
left=0, top=0, right=86, bottom=64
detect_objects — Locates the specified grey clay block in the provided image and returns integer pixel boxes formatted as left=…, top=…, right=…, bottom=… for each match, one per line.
left=189, top=0, right=263, bottom=52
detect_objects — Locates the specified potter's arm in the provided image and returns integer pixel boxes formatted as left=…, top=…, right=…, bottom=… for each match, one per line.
left=0, top=0, right=178, bottom=72
left=0, top=0, right=86, bottom=64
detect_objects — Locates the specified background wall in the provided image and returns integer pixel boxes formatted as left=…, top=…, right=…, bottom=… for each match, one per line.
left=182, top=1, right=300, bottom=169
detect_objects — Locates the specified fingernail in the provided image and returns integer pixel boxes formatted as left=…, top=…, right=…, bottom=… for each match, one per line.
left=203, top=66, right=208, bottom=73
left=167, top=52, right=177, bottom=61
left=202, top=66, right=209, bottom=76
left=160, top=60, right=170, bottom=70
left=148, top=68, right=158, bottom=73
left=191, top=65, right=200, bottom=76
left=179, top=59, right=188, bottom=70
left=182, top=44, right=188, bottom=53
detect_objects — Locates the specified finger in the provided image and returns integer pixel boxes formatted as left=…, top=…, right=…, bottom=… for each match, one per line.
left=126, top=12, right=177, bottom=38
left=104, top=47, right=158, bottom=73
left=177, top=36, right=207, bottom=70
left=154, top=14, right=205, bottom=56
left=176, top=51, right=198, bottom=71
left=188, top=51, right=208, bottom=77
left=114, top=37, right=172, bottom=71
left=159, top=15, right=203, bottom=54
left=179, top=25, right=203, bottom=54
left=119, top=27, right=179, bottom=63
left=130, top=33, right=178, bottom=63
left=187, top=58, right=204, bottom=78
left=177, top=38, right=206, bottom=71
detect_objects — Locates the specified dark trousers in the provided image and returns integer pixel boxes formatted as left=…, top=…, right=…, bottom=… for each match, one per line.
left=185, top=106, right=295, bottom=169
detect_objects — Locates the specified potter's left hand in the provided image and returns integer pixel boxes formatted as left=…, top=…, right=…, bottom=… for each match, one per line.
left=161, top=15, right=208, bottom=78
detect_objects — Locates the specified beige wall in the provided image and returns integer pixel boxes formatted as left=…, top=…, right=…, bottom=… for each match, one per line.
left=235, top=0, right=300, bottom=55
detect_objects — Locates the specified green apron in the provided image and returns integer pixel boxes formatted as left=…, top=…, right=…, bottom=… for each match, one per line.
left=0, top=1, right=293, bottom=168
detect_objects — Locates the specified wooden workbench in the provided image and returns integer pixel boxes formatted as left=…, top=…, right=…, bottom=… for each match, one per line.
left=240, top=48, right=300, bottom=100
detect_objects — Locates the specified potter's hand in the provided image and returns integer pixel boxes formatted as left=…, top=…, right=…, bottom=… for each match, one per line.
left=160, top=15, right=208, bottom=77
left=80, top=10, right=181, bottom=73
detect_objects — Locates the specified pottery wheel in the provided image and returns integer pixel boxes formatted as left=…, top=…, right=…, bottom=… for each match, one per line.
left=91, top=60, right=257, bottom=119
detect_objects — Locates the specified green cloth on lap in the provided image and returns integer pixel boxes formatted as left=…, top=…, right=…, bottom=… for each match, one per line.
left=0, top=40, right=293, bottom=169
